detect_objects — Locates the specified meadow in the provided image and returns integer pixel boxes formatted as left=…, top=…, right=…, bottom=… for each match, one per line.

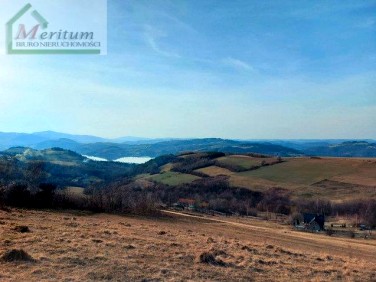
left=1, top=208, right=375, bottom=281
left=146, top=171, right=201, bottom=186
left=144, top=155, right=376, bottom=201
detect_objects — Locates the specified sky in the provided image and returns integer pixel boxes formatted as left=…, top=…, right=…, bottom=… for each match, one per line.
left=0, top=0, right=375, bottom=139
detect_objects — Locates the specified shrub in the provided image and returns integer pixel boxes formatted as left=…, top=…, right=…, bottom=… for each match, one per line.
left=5, top=183, right=31, bottom=207
left=199, top=252, right=226, bottom=266
left=1, top=249, right=35, bottom=262
left=14, top=226, right=30, bottom=233
left=256, top=188, right=291, bottom=215
left=34, top=183, right=57, bottom=208
left=0, top=186, right=5, bottom=209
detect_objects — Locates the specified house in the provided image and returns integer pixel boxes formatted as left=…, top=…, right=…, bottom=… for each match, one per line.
left=303, top=213, right=325, bottom=231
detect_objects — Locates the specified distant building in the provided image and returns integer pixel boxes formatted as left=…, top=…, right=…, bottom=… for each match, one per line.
left=303, top=213, right=325, bottom=231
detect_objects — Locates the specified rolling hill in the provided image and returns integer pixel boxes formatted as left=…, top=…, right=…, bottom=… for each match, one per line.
left=0, top=131, right=152, bottom=150
left=3, top=136, right=303, bottom=159
left=136, top=152, right=376, bottom=202
left=305, top=141, right=376, bottom=157
left=0, top=147, right=137, bottom=187
left=1, top=131, right=375, bottom=159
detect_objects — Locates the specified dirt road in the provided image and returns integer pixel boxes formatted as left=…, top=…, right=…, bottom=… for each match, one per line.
left=163, top=210, right=376, bottom=261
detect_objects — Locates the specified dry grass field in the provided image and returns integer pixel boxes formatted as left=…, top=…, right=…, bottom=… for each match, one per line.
left=236, top=158, right=376, bottom=186
left=1, top=209, right=375, bottom=281
left=216, top=155, right=278, bottom=170
left=194, top=157, right=376, bottom=201
left=195, top=165, right=234, bottom=176
left=142, top=156, right=376, bottom=201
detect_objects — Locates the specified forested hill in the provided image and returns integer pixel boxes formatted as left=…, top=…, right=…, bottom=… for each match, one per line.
left=304, top=141, right=376, bottom=157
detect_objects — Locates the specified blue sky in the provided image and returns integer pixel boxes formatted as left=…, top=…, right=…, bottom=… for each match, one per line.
left=0, top=0, right=375, bottom=139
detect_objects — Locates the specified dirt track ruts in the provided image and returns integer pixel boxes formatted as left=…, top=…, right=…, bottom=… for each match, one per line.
left=163, top=210, right=376, bottom=261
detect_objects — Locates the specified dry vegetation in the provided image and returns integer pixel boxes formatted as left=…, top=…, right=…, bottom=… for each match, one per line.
left=1, top=209, right=375, bottom=281
left=142, top=156, right=376, bottom=202
left=236, top=158, right=375, bottom=185
left=216, top=155, right=278, bottom=170
left=195, top=166, right=234, bottom=177
left=146, top=171, right=201, bottom=186
left=194, top=157, right=376, bottom=201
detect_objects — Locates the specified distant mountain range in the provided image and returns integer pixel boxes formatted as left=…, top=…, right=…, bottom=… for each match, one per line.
left=304, top=141, right=376, bottom=157
left=0, top=131, right=375, bottom=159
left=30, top=138, right=302, bottom=159
left=0, top=131, right=161, bottom=149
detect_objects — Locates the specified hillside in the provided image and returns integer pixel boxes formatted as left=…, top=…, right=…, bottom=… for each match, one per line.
left=1, top=131, right=376, bottom=158
left=0, top=131, right=151, bottom=150
left=1, top=151, right=375, bottom=281
left=305, top=141, right=376, bottom=157
left=35, top=139, right=376, bottom=159
left=2, top=147, right=85, bottom=163
left=137, top=152, right=376, bottom=202
left=0, top=147, right=137, bottom=187
left=34, top=138, right=302, bottom=160
left=0, top=209, right=375, bottom=281
left=1, top=148, right=375, bottom=203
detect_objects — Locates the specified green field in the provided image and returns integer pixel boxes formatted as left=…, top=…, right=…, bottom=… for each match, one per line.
left=147, top=171, right=201, bottom=186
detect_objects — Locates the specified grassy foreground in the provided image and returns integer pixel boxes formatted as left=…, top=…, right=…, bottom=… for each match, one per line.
left=0, top=209, right=375, bottom=281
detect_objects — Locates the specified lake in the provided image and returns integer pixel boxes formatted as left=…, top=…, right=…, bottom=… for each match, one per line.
left=83, top=155, right=107, bottom=162
left=84, top=155, right=152, bottom=164
left=115, top=157, right=152, bottom=164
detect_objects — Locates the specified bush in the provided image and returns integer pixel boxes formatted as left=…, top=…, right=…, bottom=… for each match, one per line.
left=34, top=183, right=57, bottom=208
left=0, top=186, right=5, bottom=209
left=5, top=183, right=31, bottom=207
left=14, top=226, right=30, bottom=233
left=256, top=188, right=291, bottom=215
left=199, top=252, right=226, bottom=266
left=1, top=249, right=35, bottom=262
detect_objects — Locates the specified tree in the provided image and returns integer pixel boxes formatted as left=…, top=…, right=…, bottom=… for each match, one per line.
left=0, top=185, right=5, bottom=209
left=25, top=161, right=47, bottom=191
left=363, top=200, right=376, bottom=230
left=35, top=183, right=57, bottom=208
left=257, top=188, right=291, bottom=215
left=5, top=183, right=31, bottom=207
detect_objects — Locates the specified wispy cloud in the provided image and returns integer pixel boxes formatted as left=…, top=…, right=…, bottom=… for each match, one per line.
left=222, top=57, right=255, bottom=72
left=156, top=12, right=197, bottom=34
left=144, top=25, right=181, bottom=58
left=1, top=1, right=375, bottom=139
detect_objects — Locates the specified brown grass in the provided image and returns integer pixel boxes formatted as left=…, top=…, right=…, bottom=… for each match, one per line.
left=216, top=155, right=278, bottom=170
left=0, top=209, right=375, bottom=281
left=229, top=158, right=376, bottom=201
left=195, top=165, right=234, bottom=176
